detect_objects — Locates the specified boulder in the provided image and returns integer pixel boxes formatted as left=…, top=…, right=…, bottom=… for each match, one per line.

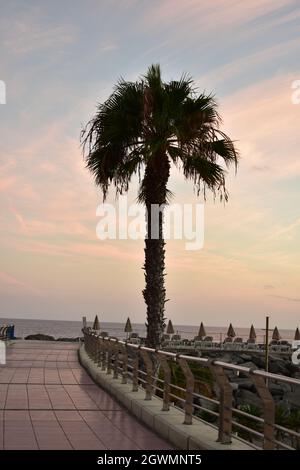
left=238, top=354, right=253, bottom=362
left=241, top=361, right=258, bottom=369
left=235, top=356, right=246, bottom=365
left=235, top=389, right=263, bottom=410
left=268, top=361, right=290, bottom=376
left=25, top=334, right=55, bottom=341
left=56, top=337, right=81, bottom=342
left=276, top=399, right=291, bottom=413
left=219, top=353, right=234, bottom=363
left=270, top=381, right=291, bottom=394
left=231, top=378, right=256, bottom=392
left=250, top=356, right=265, bottom=369
left=285, top=362, right=300, bottom=375
left=268, top=383, right=289, bottom=397
left=286, top=390, right=300, bottom=409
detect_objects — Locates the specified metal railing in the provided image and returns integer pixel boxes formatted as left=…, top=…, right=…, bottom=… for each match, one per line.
left=82, top=328, right=300, bottom=450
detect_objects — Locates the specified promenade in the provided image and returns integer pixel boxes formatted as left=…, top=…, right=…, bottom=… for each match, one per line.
left=0, top=341, right=172, bottom=450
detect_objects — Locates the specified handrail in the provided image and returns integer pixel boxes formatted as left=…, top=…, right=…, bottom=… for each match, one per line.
left=93, top=332, right=300, bottom=387
left=82, top=328, right=300, bottom=450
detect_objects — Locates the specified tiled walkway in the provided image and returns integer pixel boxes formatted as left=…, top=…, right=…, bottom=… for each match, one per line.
left=0, top=341, right=172, bottom=450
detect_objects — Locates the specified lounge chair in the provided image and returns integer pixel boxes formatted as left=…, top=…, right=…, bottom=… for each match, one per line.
left=234, top=337, right=243, bottom=343
left=128, top=332, right=141, bottom=345
left=0, top=326, right=9, bottom=341
left=223, top=337, right=233, bottom=343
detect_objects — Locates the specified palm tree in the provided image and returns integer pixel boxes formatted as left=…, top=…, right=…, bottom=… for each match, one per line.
left=82, top=64, right=238, bottom=348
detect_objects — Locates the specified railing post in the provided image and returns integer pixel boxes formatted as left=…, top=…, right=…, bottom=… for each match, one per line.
left=132, top=348, right=139, bottom=392
left=113, top=341, right=119, bottom=379
left=85, top=330, right=92, bottom=358
left=121, top=343, right=128, bottom=384
left=249, top=371, right=275, bottom=450
left=177, top=356, right=194, bottom=424
left=157, top=352, right=171, bottom=411
left=83, top=329, right=89, bottom=356
left=92, top=333, right=97, bottom=361
left=107, top=340, right=112, bottom=375
left=208, top=361, right=233, bottom=444
left=140, top=349, right=154, bottom=400
left=96, top=335, right=101, bottom=366
left=101, top=339, right=107, bottom=371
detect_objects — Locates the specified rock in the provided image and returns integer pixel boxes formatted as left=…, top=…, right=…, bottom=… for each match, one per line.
left=250, top=356, right=265, bottom=369
left=276, top=399, right=291, bottom=413
left=268, top=383, right=288, bottom=397
left=230, top=382, right=239, bottom=391
left=268, top=361, right=290, bottom=376
left=219, top=353, right=234, bottom=363
left=238, top=354, right=253, bottom=362
left=56, top=337, right=81, bottom=342
left=25, top=334, right=55, bottom=341
left=285, top=363, right=300, bottom=375
left=286, top=390, right=300, bottom=409
left=232, top=378, right=256, bottom=392
left=238, top=361, right=257, bottom=378
left=241, top=361, right=258, bottom=369
left=270, top=382, right=291, bottom=394
left=236, top=389, right=263, bottom=410
left=235, top=356, right=246, bottom=365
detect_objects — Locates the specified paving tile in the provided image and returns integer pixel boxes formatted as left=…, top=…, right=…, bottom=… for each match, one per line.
left=0, top=384, right=8, bottom=409
left=33, top=424, right=72, bottom=450
left=0, top=341, right=173, bottom=450
left=28, top=368, right=45, bottom=384
left=44, top=368, right=61, bottom=384
left=6, top=384, right=28, bottom=409
left=0, top=369, right=15, bottom=384
left=84, top=385, right=122, bottom=410
left=63, top=385, right=99, bottom=410
left=58, top=369, right=77, bottom=384
left=27, top=385, right=52, bottom=409
left=71, top=368, right=94, bottom=384
left=11, top=368, right=30, bottom=384
left=30, top=410, right=57, bottom=421
left=46, top=385, right=75, bottom=410
left=59, top=420, right=105, bottom=449
left=55, top=410, right=82, bottom=421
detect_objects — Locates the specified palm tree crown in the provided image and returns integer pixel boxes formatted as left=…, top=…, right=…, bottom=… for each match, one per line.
left=82, top=64, right=238, bottom=347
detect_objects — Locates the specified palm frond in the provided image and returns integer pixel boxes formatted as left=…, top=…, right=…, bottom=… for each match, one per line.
left=82, top=64, right=238, bottom=202
left=182, top=154, right=228, bottom=201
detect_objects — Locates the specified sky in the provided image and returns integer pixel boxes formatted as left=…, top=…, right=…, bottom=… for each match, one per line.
left=0, top=0, right=300, bottom=329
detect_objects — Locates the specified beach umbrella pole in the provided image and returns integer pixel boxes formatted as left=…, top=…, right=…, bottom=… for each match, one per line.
left=265, top=316, right=269, bottom=378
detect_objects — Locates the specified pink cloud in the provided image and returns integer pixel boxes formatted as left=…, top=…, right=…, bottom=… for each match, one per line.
left=0, top=270, right=42, bottom=296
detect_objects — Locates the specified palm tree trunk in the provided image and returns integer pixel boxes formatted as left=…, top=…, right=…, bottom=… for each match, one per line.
left=142, top=154, right=170, bottom=348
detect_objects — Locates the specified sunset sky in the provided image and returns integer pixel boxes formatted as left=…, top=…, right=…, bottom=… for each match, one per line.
left=0, top=0, right=300, bottom=329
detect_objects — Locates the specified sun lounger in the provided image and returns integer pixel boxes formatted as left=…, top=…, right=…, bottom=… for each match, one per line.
left=0, top=326, right=9, bottom=341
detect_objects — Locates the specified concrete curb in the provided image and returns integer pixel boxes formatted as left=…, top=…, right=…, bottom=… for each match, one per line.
left=79, top=345, right=252, bottom=450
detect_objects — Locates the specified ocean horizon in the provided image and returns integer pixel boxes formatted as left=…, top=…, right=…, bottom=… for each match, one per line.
left=0, top=317, right=297, bottom=343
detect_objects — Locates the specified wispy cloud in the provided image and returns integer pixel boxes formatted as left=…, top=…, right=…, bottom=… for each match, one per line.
left=271, top=294, right=300, bottom=302
left=0, top=270, right=42, bottom=296
left=0, top=7, right=76, bottom=56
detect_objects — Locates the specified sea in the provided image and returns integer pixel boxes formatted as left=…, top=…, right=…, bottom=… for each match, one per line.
left=0, top=317, right=297, bottom=343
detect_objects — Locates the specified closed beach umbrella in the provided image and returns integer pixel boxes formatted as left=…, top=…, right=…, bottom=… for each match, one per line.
left=166, top=320, right=175, bottom=335
left=249, top=324, right=256, bottom=341
left=124, top=317, right=132, bottom=333
left=294, top=327, right=300, bottom=341
left=272, top=326, right=281, bottom=341
left=227, top=323, right=236, bottom=338
left=198, top=322, right=206, bottom=339
left=92, top=315, right=100, bottom=330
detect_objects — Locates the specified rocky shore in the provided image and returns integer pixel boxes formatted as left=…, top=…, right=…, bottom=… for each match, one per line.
left=202, top=351, right=300, bottom=412
left=24, top=333, right=82, bottom=342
